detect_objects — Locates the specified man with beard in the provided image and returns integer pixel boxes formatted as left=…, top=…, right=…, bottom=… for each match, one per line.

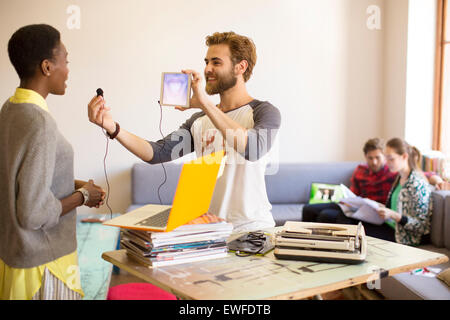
left=87, top=32, right=281, bottom=232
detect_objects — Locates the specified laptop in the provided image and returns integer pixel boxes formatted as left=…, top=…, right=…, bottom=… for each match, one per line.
left=103, top=150, right=225, bottom=232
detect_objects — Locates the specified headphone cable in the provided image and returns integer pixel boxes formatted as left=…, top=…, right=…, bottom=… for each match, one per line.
left=156, top=101, right=167, bottom=205
left=101, top=116, right=113, bottom=219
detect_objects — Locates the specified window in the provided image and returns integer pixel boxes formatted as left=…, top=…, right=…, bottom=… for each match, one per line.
left=434, top=0, right=450, bottom=155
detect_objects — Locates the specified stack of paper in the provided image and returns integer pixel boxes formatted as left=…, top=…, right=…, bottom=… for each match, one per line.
left=120, top=213, right=233, bottom=267
left=338, top=184, right=384, bottom=225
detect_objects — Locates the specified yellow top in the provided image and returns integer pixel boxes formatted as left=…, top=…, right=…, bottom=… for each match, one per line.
left=0, top=88, right=83, bottom=300
left=9, top=87, right=49, bottom=112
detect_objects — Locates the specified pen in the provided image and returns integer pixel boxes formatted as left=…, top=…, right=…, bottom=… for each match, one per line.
left=411, top=268, right=423, bottom=275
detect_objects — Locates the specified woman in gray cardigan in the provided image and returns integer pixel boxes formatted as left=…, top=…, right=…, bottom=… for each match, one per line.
left=0, top=24, right=105, bottom=300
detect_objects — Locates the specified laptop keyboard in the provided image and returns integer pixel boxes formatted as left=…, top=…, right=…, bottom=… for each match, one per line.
left=136, top=208, right=171, bottom=228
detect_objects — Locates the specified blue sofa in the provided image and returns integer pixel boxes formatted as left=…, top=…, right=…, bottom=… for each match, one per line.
left=128, top=161, right=450, bottom=300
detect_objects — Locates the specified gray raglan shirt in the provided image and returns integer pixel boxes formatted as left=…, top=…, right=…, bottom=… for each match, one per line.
left=147, top=100, right=281, bottom=231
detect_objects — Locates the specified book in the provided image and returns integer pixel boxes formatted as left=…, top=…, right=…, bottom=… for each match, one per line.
left=120, top=238, right=227, bottom=257
left=120, top=212, right=233, bottom=268
left=125, top=246, right=228, bottom=267
left=122, top=228, right=231, bottom=247
left=129, top=212, right=233, bottom=240
left=420, top=150, right=446, bottom=177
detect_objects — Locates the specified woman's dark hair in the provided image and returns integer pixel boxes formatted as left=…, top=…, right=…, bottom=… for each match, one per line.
left=386, top=137, right=422, bottom=171
left=7, top=24, right=61, bottom=80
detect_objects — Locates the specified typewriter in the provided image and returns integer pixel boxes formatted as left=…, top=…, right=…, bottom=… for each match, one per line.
left=274, top=221, right=367, bottom=264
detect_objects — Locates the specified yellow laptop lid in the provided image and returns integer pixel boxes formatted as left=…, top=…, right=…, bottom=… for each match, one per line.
left=165, top=150, right=225, bottom=232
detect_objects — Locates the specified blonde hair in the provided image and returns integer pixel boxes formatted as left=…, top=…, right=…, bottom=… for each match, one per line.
left=205, top=31, right=257, bottom=82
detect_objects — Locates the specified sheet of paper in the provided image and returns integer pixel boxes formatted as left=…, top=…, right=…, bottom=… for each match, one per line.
left=338, top=188, right=385, bottom=225
left=350, top=204, right=384, bottom=225
left=340, top=196, right=381, bottom=210
left=410, top=267, right=442, bottom=278
left=363, top=198, right=381, bottom=210
left=339, top=197, right=367, bottom=209
left=339, top=184, right=356, bottom=198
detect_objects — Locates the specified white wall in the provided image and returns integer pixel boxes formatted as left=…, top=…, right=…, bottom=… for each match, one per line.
left=382, top=0, right=409, bottom=140
left=0, top=0, right=402, bottom=215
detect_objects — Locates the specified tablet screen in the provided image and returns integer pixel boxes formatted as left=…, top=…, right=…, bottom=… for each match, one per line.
left=160, top=73, right=190, bottom=107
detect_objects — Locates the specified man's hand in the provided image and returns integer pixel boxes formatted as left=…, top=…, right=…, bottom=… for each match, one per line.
left=174, top=69, right=212, bottom=111
left=87, top=95, right=115, bottom=133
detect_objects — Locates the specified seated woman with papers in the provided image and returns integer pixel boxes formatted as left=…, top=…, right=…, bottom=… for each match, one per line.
left=337, top=138, right=431, bottom=247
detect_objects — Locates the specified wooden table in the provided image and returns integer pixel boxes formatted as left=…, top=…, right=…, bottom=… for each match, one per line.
left=102, top=235, right=448, bottom=300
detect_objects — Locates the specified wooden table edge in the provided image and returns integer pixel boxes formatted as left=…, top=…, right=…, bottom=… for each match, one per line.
left=266, top=255, right=449, bottom=300
left=103, top=250, right=448, bottom=301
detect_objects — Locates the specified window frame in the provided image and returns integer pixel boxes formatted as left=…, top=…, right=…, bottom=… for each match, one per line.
left=434, top=0, right=447, bottom=151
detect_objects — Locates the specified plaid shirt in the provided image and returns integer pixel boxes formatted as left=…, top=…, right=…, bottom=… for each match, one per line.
left=350, top=164, right=397, bottom=204
left=350, top=164, right=435, bottom=205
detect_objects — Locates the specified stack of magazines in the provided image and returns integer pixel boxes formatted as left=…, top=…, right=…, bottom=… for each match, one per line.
left=120, top=213, right=233, bottom=267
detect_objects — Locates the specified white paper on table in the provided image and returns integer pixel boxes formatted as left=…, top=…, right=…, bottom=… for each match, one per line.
left=410, top=267, right=442, bottom=278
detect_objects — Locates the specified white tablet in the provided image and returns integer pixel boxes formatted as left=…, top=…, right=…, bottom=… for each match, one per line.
left=160, top=72, right=191, bottom=107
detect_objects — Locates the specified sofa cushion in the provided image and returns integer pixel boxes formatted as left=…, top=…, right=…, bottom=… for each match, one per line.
left=437, top=268, right=450, bottom=287
left=446, top=195, right=450, bottom=250
left=127, top=204, right=305, bottom=228
left=378, top=246, right=450, bottom=300
left=126, top=204, right=144, bottom=213
left=271, top=204, right=304, bottom=226
left=430, top=190, right=450, bottom=248
left=264, top=162, right=360, bottom=204
left=132, top=162, right=182, bottom=205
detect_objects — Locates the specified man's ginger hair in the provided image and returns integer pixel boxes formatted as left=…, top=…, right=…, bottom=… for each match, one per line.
left=205, top=31, right=257, bottom=82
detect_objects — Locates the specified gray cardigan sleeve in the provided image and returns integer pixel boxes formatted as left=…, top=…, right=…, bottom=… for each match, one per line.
left=16, top=113, right=62, bottom=230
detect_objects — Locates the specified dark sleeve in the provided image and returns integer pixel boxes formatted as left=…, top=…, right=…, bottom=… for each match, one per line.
left=399, top=215, right=408, bottom=226
left=244, top=101, right=281, bottom=161
left=147, top=111, right=205, bottom=164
